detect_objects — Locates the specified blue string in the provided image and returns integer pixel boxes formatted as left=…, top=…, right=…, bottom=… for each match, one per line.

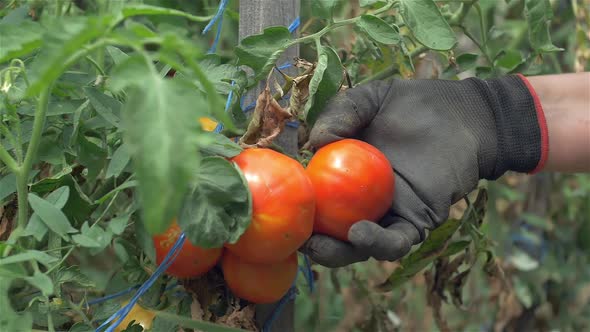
left=202, top=0, right=229, bottom=34
left=287, top=17, right=301, bottom=33
left=96, top=233, right=186, bottom=332
left=86, top=285, right=141, bottom=307
left=262, top=276, right=299, bottom=332
left=302, top=254, right=314, bottom=292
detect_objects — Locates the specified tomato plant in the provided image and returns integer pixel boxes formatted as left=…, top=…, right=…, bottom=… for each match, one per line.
left=225, top=148, right=315, bottom=263
left=0, top=0, right=585, bottom=331
left=305, top=139, right=395, bottom=241
left=153, top=221, right=222, bottom=279
left=221, top=251, right=298, bottom=304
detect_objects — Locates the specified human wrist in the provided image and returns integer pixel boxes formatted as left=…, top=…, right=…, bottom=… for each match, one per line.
left=525, top=73, right=590, bottom=173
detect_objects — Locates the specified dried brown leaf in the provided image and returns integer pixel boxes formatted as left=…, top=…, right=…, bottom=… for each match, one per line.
left=217, top=304, right=257, bottom=331
left=239, top=84, right=293, bottom=148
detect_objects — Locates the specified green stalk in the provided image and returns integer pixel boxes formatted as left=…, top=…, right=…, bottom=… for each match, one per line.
left=15, top=86, right=51, bottom=228
left=0, top=143, right=18, bottom=172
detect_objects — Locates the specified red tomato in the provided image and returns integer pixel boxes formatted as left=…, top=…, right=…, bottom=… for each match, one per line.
left=222, top=251, right=298, bottom=304
left=305, top=139, right=395, bottom=241
left=153, top=221, right=222, bottom=279
left=225, top=148, right=315, bottom=264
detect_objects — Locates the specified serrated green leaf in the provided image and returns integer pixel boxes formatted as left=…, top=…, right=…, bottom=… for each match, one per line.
left=26, top=16, right=114, bottom=96
left=399, top=0, right=456, bottom=50
left=305, top=46, right=343, bottom=125
left=0, top=21, right=43, bottom=63
left=28, top=193, right=77, bottom=238
left=199, top=55, right=246, bottom=95
left=524, top=0, right=563, bottom=53
left=84, top=87, right=122, bottom=128
left=110, top=55, right=204, bottom=235
left=0, top=250, right=58, bottom=268
left=312, top=0, right=338, bottom=20
left=55, top=266, right=95, bottom=288
left=178, top=157, right=251, bottom=248
left=235, top=27, right=292, bottom=74
left=199, top=131, right=243, bottom=158
left=357, top=15, right=400, bottom=45
left=106, top=144, right=131, bottom=179
left=24, top=271, right=53, bottom=296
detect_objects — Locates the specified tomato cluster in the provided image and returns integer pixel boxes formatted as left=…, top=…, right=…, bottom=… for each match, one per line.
left=151, top=138, right=395, bottom=304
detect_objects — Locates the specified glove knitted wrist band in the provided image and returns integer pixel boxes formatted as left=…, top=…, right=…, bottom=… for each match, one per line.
left=469, top=74, right=549, bottom=180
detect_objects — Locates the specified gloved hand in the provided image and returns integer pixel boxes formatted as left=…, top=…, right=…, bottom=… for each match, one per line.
left=301, top=75, right=549, bottom=268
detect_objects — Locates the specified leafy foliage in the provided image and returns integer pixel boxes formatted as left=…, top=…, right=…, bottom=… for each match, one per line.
left=0, top=0, right=587, bottom=331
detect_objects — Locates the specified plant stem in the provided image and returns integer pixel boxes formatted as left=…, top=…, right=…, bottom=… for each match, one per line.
left=0, top=143, right=18, bottom=172
left=15, top=86, right=51, bottom=228
left=291, top=17, right=361, bottom=46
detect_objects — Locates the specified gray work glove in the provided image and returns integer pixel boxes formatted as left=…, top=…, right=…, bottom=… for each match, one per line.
left=301, top=76, right=548, bottom=267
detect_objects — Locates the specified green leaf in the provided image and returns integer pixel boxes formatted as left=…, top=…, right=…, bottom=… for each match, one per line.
left=17, top=99, right=87, bottom=116
left=235, top=27, right=292, bottom=74
left=360, top=0, right=385, bottom=7
left=154, top=311, right=248, bottom=332
left=24, top=271, right=54, bottom=296
left=23, top=186, right=69, bottom=241
left=108, top=215, right=130, bottom=235
left=0, top=173, right=17, bottom=202
left=106, top=46, right=129, bottom=65
left=357, top=15, right=400, bottom=45
left=26, top=16, right=113, bottom=96
left=0, top=250, right=58, bottom=268
left=84, top=87, right=122, bottom=128
left=378, top=219, right=462, bottom=290
left=312, top=0, right=338, bottom=20
left=199, top=55, right=247, bottom=94
left=524, top=0, right=563, bottom=53
left=0, top=21, right=43, bottom=63
left=27, top=193, right=77, bottom=238
left=399, top=0, right=457, bottom=50
left=0, top=277, right=33, bottom=332
left=110, top=55, right=204, bottom=235
left=305, top=46, right=343, bottom=125
left=106, top=143, right=131, bottom=178
left=178, top=157, right=251, bottom=248
left=494, top=49, right=525, bottom=72
left=77, top=135, right=108, bottom=181
left=72, top=222, right=112, bottom=251
left=55, top=266, right=95, bottom=288
left=456, top=53, right=478, bottom=71
left=199, top=131, right=243, bottom=158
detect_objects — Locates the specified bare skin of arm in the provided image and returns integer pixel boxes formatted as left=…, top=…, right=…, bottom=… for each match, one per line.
left=527, top=72, right=590, bottom=173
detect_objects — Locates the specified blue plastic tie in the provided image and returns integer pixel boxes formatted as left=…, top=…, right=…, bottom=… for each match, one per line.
left=96, top=233, right=186, bottom=332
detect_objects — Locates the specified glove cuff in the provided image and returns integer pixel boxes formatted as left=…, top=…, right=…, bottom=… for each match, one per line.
left=477, top=74, right=549, bottom=179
